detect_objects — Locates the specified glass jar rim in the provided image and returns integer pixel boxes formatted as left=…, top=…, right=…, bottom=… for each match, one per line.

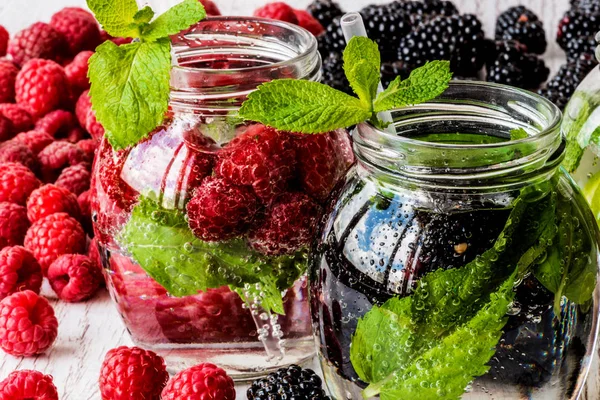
left=171, top=16, right=318, bottom=75
left=354, top=81, right=564, bottom=190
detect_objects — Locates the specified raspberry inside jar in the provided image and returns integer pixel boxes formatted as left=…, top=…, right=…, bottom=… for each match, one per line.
left=90, top=17, right=347, bottom=378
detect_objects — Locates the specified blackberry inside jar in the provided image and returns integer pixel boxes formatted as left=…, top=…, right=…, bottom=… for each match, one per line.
left=310, top=82, right=600, bottom=399
left=90, top=17, right=353, bottom=378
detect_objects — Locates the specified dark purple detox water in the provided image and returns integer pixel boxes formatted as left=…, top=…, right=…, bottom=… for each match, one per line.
left=310, top=174, right=595, bottom=400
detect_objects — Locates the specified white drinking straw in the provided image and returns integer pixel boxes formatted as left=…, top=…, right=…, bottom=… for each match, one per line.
left=340, top=12, right=395, bottom=132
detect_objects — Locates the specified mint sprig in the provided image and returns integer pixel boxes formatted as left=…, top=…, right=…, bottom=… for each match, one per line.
left=87, top=0, right=206, bottom=150
left=239, top=36, right=452, bottom=134
left=118, top=195, right=305, bottom=315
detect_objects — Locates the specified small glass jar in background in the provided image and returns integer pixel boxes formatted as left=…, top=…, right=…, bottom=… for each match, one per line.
left=311, top=82, right=600, bottom=400
left=91, top=17, right=354, bottom=379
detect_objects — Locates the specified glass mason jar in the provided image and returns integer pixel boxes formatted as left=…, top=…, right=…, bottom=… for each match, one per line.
left=310, top=82, right=600, bottom=399
left=91, top=17, right=353, bottom=378
left=562, top=41, right=600, bottom=225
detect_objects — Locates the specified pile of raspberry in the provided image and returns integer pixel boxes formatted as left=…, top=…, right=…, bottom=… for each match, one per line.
left=0, top=7, right=130, bottom=365
left=182, top=124, right=354, bottom=256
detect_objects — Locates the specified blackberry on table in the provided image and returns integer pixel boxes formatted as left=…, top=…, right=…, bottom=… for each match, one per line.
left=317, top=16, right=345, bottom=56
left=360, top=4, right=413, bottom=61
left=307, top=0, right=343, bottom=29
left=566, top=34, right=598, bottom=61
left=247, top=365, right=330, bottom=400
left=495, top=6, right=547, bottom=54
left=539, top=55, right=598, bottom=110
left=557, top=9, right=600, bottom=50
left=398, top=14, right=488, bottom=78
left=486, top=41, right=549, bottom=90
left=321, top=52, right=352, bottom=95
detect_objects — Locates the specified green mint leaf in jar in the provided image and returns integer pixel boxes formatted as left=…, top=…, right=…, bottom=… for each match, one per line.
left=88, top=39, right=171, bottom=150
left=238, top=36, right=452, bottom=134
left=118, top=195, right=304, bottom=314
left=86, top=0, right=141, bottom=38
left=86, top=0, right=206, bottom=150
left=141, top=0, right=207, bottom=41
left=342, top=37, right=381, bottom=109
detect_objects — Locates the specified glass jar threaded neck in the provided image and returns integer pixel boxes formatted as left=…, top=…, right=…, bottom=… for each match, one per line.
left=354, top=81, right=563, bottom=192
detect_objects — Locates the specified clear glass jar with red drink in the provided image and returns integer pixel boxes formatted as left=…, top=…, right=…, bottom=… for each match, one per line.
left=90, top=17, right=353, bottom=378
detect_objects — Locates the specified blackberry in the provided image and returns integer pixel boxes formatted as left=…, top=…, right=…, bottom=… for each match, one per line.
left=539, top=55, right=598, bottom=109
left=317, top=16, right=345, bottom=56
left=247, top=365, right=330, bottom=400
left=486, top=41, right=549, bottom=89
left=360, top=4, right=413, bottom=61
left=566, top=34, right=598, bottom=61
left=398, top=14, right=487, bottom=77
left=307, top=0, right=344, bottom=29
left=391, top=0, right=458, bottom=26
left=495, top=6, right=547, bottom=54
left=557, top=9, right=600, bottom=50
left=381, top=61, right=411, bottom=88
left=423, top=0, right=459, bottom=17
left=321, top=52, right=352, bottom=94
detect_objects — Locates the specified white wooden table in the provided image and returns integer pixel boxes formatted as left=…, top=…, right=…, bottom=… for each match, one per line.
left=0, top=283, right=323, bottom=399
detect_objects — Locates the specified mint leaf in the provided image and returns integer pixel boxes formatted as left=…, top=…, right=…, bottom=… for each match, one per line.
left=371, top=276, right=516, bottom=400
left=239, top=79, right=372, bottom=134
left=343, top=37, right=380, bottom=108
left=142, top=0, right=206, bottom=42
left=562, top=93, right=592, bottom=172
left=89, top=40, right=171, bottom=150
left=87, top=0, right=140, bottom=38
left=234, top=275, right=285, bottom=316
left=119, top=195, right=304, bottom=314
left=510, top=127, right=528, bottom=140
left=373, top=61, right=452, bottom=113
left=534, top=189, right=596, bottom=309
left=133, top=6, right=155, bottom=24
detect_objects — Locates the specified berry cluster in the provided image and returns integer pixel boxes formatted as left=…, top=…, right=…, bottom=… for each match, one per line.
left=247, top=364, right=330, bottom=400
left=0, top=7, right=119, bottom=367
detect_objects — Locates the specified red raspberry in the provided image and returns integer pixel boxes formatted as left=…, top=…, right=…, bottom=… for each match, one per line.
left=65, top=51, right=93, bottom=96
left=0, top=162, right=41, bottom=206
left=216, top=124, right=296, bottom=203
left=0, top=203, right=29, bottom=250
left=34, top=110, right=76, bottom=139
left=24, top=213, right=86, bottom=272
left=87, top=238, right=104, bottom=280
left=50, top=8, right=101, bottom=56
left=0, top=290, right=58, bottom=356
left=0, top=26, right=8, bottom=57
left=0, top=370, right=58, bottom=400
left=47, top=254, right=101, bottom=302
left=75, top=90, right=104, bottom=140
left=294, top=9, right=325, bottom=36
left=95, top=139, right=138, bottom=211
left=76, top=139, right=98, bottom=160
left=7, top=22, right=68, bottom=66
left=0, top=61, right=18, bottom=104
left=12, top=130, right=54, bottom=155
left=78, top=189, right=93, bottom=236
left=161, top=363, right=236, bottom=400
left=65, top=127, right=87, bottom=143
left=254, top=2, right=299, bottom=24
left=0, top=141, right=38, bottom=173
left=0, top=115, right=13, bottom=142
left=200, top=0, right=221, bottom=15
left=55, top=164, right=90, bottom=196
left=187, top=177, right=259, bottom=241
left=294, top=130, right=354, bottom=201
left=38, top=141, right=87, bottom=182
left=99, top=346, right=169, bottom=400
left=26, top=184, right=81, bottom=223
left=0, top=246, right=42, bottom=300
left=248, top=192, right=321, bottom=256
left=0, top=104, right=34, bottom=133
left=15, top=59, right=68, bottom=119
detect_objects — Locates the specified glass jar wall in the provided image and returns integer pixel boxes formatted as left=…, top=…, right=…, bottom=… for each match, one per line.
left=90, top=17, right=353, bottom=379
left=310, top=82, right=600, bottom=399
